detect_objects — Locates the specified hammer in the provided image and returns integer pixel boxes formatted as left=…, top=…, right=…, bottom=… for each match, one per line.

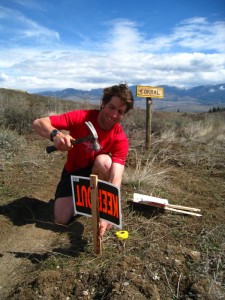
left=46, top=121, right=101, bottom=153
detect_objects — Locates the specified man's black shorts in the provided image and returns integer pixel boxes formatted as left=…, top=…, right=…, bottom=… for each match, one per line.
left=55, top=166, right=92, bottom=199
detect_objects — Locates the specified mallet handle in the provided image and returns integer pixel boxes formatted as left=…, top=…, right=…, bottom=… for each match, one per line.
left=46, top=135, right=93, bottom=153
left=46, top=145, right=57, bottom=153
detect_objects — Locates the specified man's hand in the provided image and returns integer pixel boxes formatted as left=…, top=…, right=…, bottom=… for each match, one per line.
left=99, top=219, right=112, bottom=238
left=53, top=132, right=74, bottom=151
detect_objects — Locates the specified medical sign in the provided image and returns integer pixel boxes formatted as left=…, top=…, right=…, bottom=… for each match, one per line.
left=71, top=176, right=122, bottom=228
left=136, top=86, right=164, bottom=98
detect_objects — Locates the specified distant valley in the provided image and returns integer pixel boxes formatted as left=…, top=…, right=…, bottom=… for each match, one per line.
left=37, top=83, right=225, bottom=112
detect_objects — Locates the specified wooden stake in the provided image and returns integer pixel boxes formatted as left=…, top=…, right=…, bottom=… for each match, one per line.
left=167, top=204, right=201, bottom=212
left=90, top=174, right=102, bottom=254
left=164, top=206, right=202, bottom=217
left=131, top=200, right=202, bottom=217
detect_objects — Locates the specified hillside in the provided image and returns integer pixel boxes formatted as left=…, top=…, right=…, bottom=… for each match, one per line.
left=0, top=89, right=224, bottom=299
left=37, top=83, right=225, bottom=112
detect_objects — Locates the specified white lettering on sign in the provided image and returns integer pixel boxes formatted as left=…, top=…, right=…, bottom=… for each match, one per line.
left=136, top=86, right=164, bottom=99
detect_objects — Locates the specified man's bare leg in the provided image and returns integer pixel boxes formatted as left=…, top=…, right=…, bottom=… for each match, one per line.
left=92, top=154, right=111, bottom=181
left=54, top=196, right=74, bottom=225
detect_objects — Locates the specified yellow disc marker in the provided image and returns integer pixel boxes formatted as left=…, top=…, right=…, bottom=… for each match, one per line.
left=116, top=230, right=129, bottom=240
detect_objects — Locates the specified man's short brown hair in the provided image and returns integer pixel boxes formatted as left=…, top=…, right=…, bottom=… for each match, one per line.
left=102, top=83, right=134, bottom=113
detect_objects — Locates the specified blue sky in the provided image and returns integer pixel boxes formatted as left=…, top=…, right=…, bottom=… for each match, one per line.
left=0, top=0, right=225, bottom=92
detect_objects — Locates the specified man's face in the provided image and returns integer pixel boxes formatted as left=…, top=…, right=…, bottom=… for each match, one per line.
left=98, top=96, right=127, bottom=130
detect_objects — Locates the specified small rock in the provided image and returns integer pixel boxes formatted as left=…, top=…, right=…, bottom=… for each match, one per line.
left=82, top=290, right=89, bottom=296
left=152, top=273, right=160, bottom=281
left=174, top=259, right=183, bottom=266
left=187, top=250, right=201, bottom=262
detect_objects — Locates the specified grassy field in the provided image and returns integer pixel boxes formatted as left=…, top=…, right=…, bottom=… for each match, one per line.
left=0, top=89, right=224, bottom=299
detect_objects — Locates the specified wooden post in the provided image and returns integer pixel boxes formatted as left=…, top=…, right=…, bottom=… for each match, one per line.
left=146, top=97, right=152, bottom=150
left=90, top=174, right=102, bottom=254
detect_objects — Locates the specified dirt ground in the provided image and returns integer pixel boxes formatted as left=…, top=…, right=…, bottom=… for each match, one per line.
left=0, top=130, right=224, bottom=299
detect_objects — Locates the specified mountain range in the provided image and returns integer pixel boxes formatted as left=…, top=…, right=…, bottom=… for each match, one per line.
left=37, top=83, right=225, bottom=112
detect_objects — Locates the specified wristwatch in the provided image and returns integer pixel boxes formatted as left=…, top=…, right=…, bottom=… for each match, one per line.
left=50, top=129, right=60, bottom=141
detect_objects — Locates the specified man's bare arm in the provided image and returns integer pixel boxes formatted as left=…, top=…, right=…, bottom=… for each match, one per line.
left=32, top=117, right=74, bottom=151
left=109, top=162, right=125, bottom=188
left=32, top=117, right=56, bottom=139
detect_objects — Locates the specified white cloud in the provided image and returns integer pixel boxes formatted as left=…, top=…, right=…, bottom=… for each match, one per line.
left=209, top=89, right=215, bottom=93
left=172, top=17, right=225, bottom=53
left=84, top=17, right=225, bottom=54
left=0, top=73, right=9, bottom=81
left=0, top=16, right=225, bottom=91
left=0, top=5, right=60, bottom=46
left=102, top=20, right=143, bottom=53
left=135, top=17, right=225, bottom=53
left=219, top=86, right=225, bottom=90
left=1, top=48, right=224, bottom=91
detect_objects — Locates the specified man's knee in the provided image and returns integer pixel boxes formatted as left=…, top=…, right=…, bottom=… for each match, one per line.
left=54, top=197, right=74, bottom=225
left=93, top=154, right=112, bottom=172
left=54, top=211, right=69, bottom=225
left=92, top=154, right=112, bottom=180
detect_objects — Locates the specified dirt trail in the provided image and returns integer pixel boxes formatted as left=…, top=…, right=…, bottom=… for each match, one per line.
left=0, top=222, right=59, bottom=298
left=0, top=192, right=86, bottom=299
left=0, top=143, right=77, bottom=298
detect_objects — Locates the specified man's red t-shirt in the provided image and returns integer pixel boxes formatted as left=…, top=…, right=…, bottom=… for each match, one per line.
left=49, top=110, right=129, bottom=173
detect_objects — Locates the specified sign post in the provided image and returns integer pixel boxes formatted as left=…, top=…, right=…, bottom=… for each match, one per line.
left=136, top=86, right=164, bottom=149
left=90, top=174, right=102, bottom=254
left=146, top=97, right=152, bottom=150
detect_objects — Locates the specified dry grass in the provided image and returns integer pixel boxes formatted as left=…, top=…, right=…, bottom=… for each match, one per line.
left=182, top=114, right=225, bottom=142
left=124, top=147, right=170, bottom=195
left=0, top=129, right=27, bottom=161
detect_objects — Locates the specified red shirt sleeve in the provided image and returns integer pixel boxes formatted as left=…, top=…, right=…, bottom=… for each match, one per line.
left=49, top=110, right=88, bottom=130
left=110, top=129, right=129, bottom=166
